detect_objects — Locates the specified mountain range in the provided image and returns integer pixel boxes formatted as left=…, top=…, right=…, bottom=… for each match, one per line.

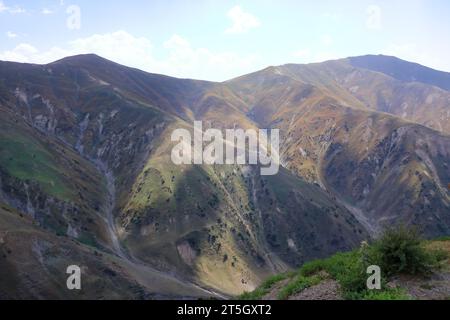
left=0, top=54, right=449, bottom=299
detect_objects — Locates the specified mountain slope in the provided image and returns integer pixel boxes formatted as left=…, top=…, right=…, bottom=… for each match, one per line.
left=226, top=58, right=450, bottom=237
left=0, top=55, right=371, bottom=296
left=230, top=57, right=450, bottom=134
left=349, top=54, right=450, bottom=91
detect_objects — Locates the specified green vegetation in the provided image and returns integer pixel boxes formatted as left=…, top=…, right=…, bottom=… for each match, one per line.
left=0, top=126, right=74, bottom=200
left=240, top=273, right=290, bottom=300
left=240, top=226, right=448, bottom=300
left=277, top=274, right=323, bottom=300
left=435, top=236, right=450, bottom=241
left=360, top=288, right=410, bottom=300
left=370, top=225, right=444, bottom=276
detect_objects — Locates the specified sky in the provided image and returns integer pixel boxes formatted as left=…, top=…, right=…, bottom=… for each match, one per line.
left=1, top=0, right=449, bottom=81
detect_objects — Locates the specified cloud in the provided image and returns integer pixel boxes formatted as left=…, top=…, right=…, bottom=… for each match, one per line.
left=366, top=5, right=381, bottom=30
left=291, top=49, right=339, bottom=63
left=0, top=31, right=261, bottom=81
left=162, top=34, right=259, bottom=80
left=225, top=5, right=260, bottom=34
left=0, top=1, right=25, bottom=14
left=41, top=8, right=53, bottom=15
left=6, top=31, right=17, bottom=38
left=0, top=43, right=39, bottom=62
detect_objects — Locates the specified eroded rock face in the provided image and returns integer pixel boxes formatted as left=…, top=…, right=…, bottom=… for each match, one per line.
left=177, top=241, right=197, bottom=266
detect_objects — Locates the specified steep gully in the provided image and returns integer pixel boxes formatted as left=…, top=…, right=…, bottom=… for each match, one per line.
left=74, top=119, right=226, bottom=299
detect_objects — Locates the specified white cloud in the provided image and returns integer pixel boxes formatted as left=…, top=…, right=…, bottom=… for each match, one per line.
left=291, top=49, right=339, bottom=64
left=366, top=5, right=381, bottom=30
left=0, top=43, right=39, bottom=62
left=0, top=31, right=261, bottom=81
left=6, top=31, right=17, bottom=38
left=0, top=1, right=25, bottom=14
left=162, top=34, right=259, bottom=80
left=225, top=5, right=260, bottom=34
left=41, top=8, right=53, bottom=15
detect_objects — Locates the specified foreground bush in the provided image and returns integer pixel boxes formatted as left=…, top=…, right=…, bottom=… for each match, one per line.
left=239, top=225, right=448, bottom=300
left=369, top=225, right=441, bottom=276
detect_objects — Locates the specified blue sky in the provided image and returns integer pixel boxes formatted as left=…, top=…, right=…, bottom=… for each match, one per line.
left=1, top=0, right=449, bottom=81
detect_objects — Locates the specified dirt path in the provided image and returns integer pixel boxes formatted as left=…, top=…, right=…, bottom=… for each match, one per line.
left=289, top=279, right=342, bottom=300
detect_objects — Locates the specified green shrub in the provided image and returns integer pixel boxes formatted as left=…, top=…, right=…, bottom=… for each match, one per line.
left=429, top=249, right=448, bottom=265
left=240, top=226, right=447, bottom=300
left=323, top=251, right=369, bottom=298
left=298, top=250, right=369, bottom=299
left=277, top=274, right=323, bottom=300
left=370, top=225, right=436, bottom=276
left=239, top=287, right=268, bottom=300
left=299, top=259, right=327, bottom=277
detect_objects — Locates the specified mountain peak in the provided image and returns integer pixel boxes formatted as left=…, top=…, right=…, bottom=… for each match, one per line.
left=48, top=53, right=117, bottom=67
left=348, top=54, right=450, bottom=91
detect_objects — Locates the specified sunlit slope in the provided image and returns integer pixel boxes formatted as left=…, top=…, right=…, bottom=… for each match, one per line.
left=115, top=121, right=367, bottom=295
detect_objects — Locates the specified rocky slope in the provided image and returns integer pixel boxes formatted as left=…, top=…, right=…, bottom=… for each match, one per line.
left=226, top=58, right=450, bottom=236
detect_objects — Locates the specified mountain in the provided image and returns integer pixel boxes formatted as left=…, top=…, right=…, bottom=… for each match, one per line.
left=0, top=54, right=449, bottom=298
left=226, top=57, right=450, bottom=235
left=348, top=54, right=450, bottom=91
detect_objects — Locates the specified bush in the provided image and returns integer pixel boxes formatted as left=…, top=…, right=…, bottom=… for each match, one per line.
left=299, top=250, right=368, bottom=299
left=240, top=226, right=447, bottom=300
left=369, top=225, right=436, bottom=276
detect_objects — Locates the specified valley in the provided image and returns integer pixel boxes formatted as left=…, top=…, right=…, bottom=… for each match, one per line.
left=0, top=54, right=449, bottom=298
